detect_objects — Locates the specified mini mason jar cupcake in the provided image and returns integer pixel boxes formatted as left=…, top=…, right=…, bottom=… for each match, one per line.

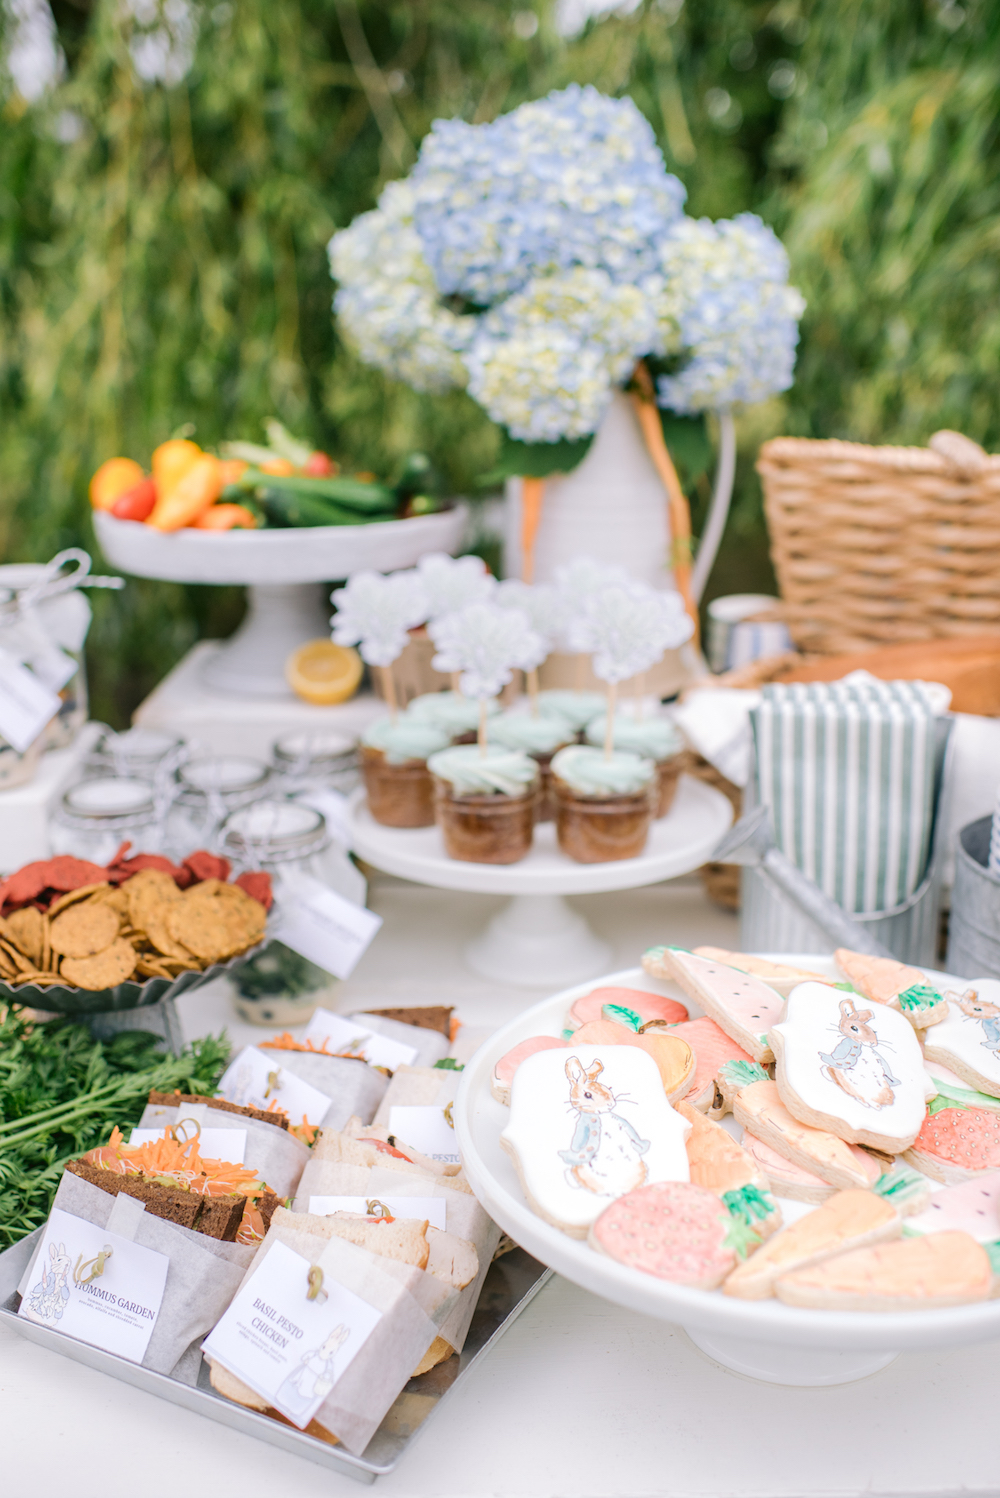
left=406, top=691, right=500, bottom=744
left=488, top=712, right=574, bottom=821
left=428, top=745, right=539, bottom=863
left=360, top=718, right=450, bottom=828
left=536, top=690, right=609, bottom=738
left=550, top=744, right=656, bottom=863
left=585, top=714, right=684, bottom=817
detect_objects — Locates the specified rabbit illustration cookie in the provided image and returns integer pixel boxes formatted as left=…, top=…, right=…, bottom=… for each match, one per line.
left=724, top=1189, right=902, bottom=1301
left=571, top=1020, right=694, bottom=1102
left=904, top=1171, right=1000, bottom=1242
left=834, top=948, right=945, bottom=1029
left=905, top=1102, right=1000, bottom=1183
left=923, top=981, right=1000, bottom=1099
left=774, top=1231, right=993, bottom=1311
left=676, top=1099, right=781, bottom=1242
left=491, top=1035, right=567, bottom=1105
left=501, top=1046, right=691, bottom=1238
left=644, top=947, right=783, bottom=1062
left=667, top=1017, right=753, bottom=1113
left=692, top=948, right=827, bottom=998
left=770, top=982, right=933, bottom=1152
left=589, top=1180, right=760, bottom=1288
left=566, top=986, right=688, bottom=1032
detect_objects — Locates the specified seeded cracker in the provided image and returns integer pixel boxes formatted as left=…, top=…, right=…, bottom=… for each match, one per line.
left=5, top=906, right=45, bottom=965
left=49, top=900, right=120, bottom=959
left=47, top=882, right=112, bottom=916
left=60, top=938, right=138, bottom=989
left=126, top=867, right=182, bottom=930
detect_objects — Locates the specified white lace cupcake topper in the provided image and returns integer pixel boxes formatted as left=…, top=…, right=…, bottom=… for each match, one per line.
left=331, top=569, right=428, bottom=667
left=496, top=578, right=569, bottom=646
left=568, top=582, right=694, bottom=684
left=429, top=601, right=547, bottom=700
left=416, top=552, right=496, bottom=620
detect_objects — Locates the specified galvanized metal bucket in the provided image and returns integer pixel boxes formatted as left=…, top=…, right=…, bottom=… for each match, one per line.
left=945, top=816, right=1000, bottom=978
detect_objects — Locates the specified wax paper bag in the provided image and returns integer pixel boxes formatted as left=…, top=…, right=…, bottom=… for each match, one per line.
left=352, top=1013, right=450, bottom=1067
left=208, top=1207, right=457, bottom=1454
left=138, top=1097, right=310, bottom=1198
left=17, top=1171, right=254, bottom=1380
left=372, top=1064, right=461, bottom=1127
left=258, top=1050, right=388, bottom=1130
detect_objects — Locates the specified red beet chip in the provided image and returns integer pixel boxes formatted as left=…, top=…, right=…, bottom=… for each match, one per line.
left=110, top=851, right=192, bottom=886
left=184, top=850, right=232, bottom=884
left=0, top=855, right=109, bottom=912
left=234, top=870, right=273, bottom=911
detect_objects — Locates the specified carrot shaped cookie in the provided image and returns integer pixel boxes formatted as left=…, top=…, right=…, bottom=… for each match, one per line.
left=774, top=1231, right=993, bottom=1311
left=923, top=981, right=1000, bottom=1100
left=589, top=1180, right=760, bottom=1288
left=739, top=1133, right=836, bottom=1205
left=724, top=1189, right=901, bottom=1300
left=676, top=1098, right=781, bottom=1242
left=834, top=948, right=945, bottom=1029
left=721, top=1063, right=882, bottom=1190
left=643, top=947, right=783, bottom=1063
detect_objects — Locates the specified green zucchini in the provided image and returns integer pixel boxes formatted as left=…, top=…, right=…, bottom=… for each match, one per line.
left=259, top=490, right=384, bottom=528
left=241, top=468, right=397, bottom=514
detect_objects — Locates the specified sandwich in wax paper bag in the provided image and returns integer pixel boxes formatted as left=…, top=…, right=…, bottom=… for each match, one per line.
left=139, top=1090, right=310, bottom=1199
left=205, top=1204, right=462, bottom=1454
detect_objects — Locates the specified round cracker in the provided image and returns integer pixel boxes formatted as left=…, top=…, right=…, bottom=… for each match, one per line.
left=49, top=900, right=120, bottom=959
left=167, top=890, right=264, bottom=963
left=124, top=867, right=182, bottom=929
left=4, top=906, right=46, bottom=965
left=60, top=938, right=138, bottom=990
left=47, top=882, right=112, bottom=917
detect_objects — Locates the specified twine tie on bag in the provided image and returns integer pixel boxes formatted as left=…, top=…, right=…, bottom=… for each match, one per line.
left=306, top=1266, right=328, bottom=1303
left=73, top=1245, right=113, bottom=1286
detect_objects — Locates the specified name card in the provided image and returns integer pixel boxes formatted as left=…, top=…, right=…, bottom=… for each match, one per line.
left=301, top=1007, right=418, bottom=1072
left=19, top=1206, right=167, bottom=1363
left=0, top=649, right=62, bottom=754
left=270, top=871, right=382, bottom=980
left=295, top=789, right=352, bottom=850
left=216, top=1046, right=332, bottom=1129
left=127, top=1127, right=247, bottom=1164
left=308, top=1195, right=447, bottom=1230
left=388, top=1105, right=461, bottom=1164
left=203, top=1240, right=382, bottom=1430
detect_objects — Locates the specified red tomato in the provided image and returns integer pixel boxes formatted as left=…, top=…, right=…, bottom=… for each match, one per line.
left=110, top=476, right=157, bottom=521
left=303, top=451, right=338, bottom=476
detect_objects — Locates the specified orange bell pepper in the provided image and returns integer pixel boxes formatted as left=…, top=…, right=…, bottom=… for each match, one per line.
left=90, top=457, right=145, bottom=511
left=216, top=458, right=248, bottom=487
left=259, top=458, right=296, bottom=476
left=192, top=503, right=257, bottom=531
left=151, top=439, right=202, bottom=495
left=149, top=454, right=224, bottom=531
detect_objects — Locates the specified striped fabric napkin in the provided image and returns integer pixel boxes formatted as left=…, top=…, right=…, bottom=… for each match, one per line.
left=749, top=678, right=943, bottom=913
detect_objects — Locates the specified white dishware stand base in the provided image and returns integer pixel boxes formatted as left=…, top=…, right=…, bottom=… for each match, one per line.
left=200, top=582, right=330, bottom=696
left=683, top=1328, right=898, bottom=1386
left=464, top=892, right=612, bottom=986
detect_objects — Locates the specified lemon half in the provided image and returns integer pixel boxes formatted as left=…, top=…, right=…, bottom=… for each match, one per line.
left=285, top=640, right=363, bottom=706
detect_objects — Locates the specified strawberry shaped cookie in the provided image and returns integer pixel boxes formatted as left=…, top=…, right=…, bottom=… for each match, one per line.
left=644, top=947, right=784, bottom=1063
left=770, top=982, right=933, bottom=1153
left=565, top=985, right=688, bottom=1033
left=905, top=1102, right=1000, bottom=1184
left=834, top=948, right=945, bottom=1029
left=923, top=980, right=1000, bottom=1099
left=589, top=1180, right=760, bottom=1288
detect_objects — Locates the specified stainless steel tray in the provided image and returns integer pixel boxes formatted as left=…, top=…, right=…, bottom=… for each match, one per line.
left=0, top=1228, right=549, bottom=1484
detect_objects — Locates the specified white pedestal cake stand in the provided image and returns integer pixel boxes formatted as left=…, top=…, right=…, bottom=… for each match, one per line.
left=93, top=505, right=468, bottom=697
left=348, top=775, right=733, bottom=987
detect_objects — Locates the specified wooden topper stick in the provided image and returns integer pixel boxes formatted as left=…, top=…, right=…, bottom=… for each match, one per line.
left=527, top=666, right=540, bottom=716
left=635, top=671, right=646, bottom=720
left=628, top=361, right=699, bottom=645
left=604, top=680, right=618, bottom=760
left=478, top=698, right=488, bottom=756
left=450, top=672, right=461, bottom=694
left=379, top=664, right=398, bottom=721
left=520, top=477, right=546, bottom=584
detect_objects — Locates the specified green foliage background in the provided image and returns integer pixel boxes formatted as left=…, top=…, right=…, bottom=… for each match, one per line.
left=0, top=0, right=996, bottom=723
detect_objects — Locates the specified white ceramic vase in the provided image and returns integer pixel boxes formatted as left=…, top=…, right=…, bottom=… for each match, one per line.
left=503, top=391, right=675, bottom=590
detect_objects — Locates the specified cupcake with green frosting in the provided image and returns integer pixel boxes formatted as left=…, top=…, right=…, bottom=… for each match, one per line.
left=427, top=744, right=539, bottom=863
left=585, top=713, right=684, bottom=817
left=535, top=690, right=609, bottom=736
left=406, top=691, right=500, bottom=743
left=360, top=717, right=449, bottom=828
left=550, top=744, right=656, bottom=863
left=488, top=711, right=574, bottom=821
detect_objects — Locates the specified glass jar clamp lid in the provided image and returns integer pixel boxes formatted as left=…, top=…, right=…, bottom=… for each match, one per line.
left=220, top=797, right=329, bottom=868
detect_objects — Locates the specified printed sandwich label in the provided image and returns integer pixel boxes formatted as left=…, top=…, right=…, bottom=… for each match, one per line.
left=269, top=870, right=382, bottom=981
left=19, top=1206, right=167, bottom=1363
left=128, top=1127, right=247, bottom=1163
left=203, top=1239, right=382, bottom=1430
left=301, top=1008, right=418, bottom=1072
left=0, top=649, right=63, bottom=754
left=308, top=1195, right=448, bottom=1230
left=216, top=1045, right=332, bottom=1129
left=388, top=1105, right=461, bottom=1164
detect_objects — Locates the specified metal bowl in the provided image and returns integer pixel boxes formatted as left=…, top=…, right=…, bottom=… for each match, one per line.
left=2, top=938, right=267, bottom=1016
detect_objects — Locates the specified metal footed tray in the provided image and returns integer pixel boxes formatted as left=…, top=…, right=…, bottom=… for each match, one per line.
left=0, top=938, right=266, bottom=1015
left=0, top=1229, right=549, bottom=1483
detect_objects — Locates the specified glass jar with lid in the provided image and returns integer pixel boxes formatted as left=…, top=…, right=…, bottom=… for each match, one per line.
left=166, top=754, right=271, bottom=854
left=89, top=726, right=186, bottom=781
left=51, top=777, right=159, bottom=863
left=272, top=731, right=359, bottom=794
left=220, top=796, right=364, bottom=1028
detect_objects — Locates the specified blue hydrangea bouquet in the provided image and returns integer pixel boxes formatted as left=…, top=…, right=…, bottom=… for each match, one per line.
left=329, top=85, right=804, bottom=608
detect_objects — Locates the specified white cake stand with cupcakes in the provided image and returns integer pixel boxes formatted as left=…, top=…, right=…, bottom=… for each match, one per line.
left=347, top=774, right=732, bottom=986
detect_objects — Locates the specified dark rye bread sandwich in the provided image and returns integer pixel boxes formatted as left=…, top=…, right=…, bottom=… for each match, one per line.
left=65, top=1159, right=281, bottom=1242
left=362, top=1006, right=454, bottom=1038
left=147, top=1090, right=290, bottom=1130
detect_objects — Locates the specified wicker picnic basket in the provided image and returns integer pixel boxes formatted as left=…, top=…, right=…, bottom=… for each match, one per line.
left=758, top=431, right=1000, bottom=655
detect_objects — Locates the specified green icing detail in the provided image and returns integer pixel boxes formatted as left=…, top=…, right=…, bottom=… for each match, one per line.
left=833, top=982, right=860, bottom=993
left=900, top=1224, right=920, bottom=1239
left=721, top=1213, right=762, bottom=1261
left=899, top=983, right=941, bottom=1013
left=871, top=1165, right=928, bottom=1206
left=930, top=1077, right=999, bottom=1111
left=561, top=1027, right=575, bottom=1041
left=927, top=1093, right=971, bottom=1116
left=432, top=1057, right=464, bottom=1071
left=602, top=1003, right=643, bottom=1032
left=758, top=1033, right=769, bottom=1045
left=644, top=945, right=666, bottom=959
left=719, top=1059, right=769, bottom=1088
left=984, top=1241, right=1000, bottom=1276
left=722, top=1184, right=777, bottom=1226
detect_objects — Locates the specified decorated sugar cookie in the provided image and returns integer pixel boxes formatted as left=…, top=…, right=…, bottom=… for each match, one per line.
left=924, top=1060, right=1000, bottom=1116
left=668, top=1017, right=753, bottom=1113
left=770, top=982, right=933, bottom=1152
left=720, top=1063, right=881, bottom=1191
left=739, top=1133, right=836, bottom=1205
left=692, top=948, right=827, bottom=998
left=904, top=1172, right=1000, bottom=1242
left=566, top=986, right=688, bottom=1033
left=923, top=981, right=1000, bottom=1099
left=501, top=1046, right=691, bottom=1238
left=905, top=1103, right=1000, bottom=1184
left=834, top=948, right=945, bottom=1029
left=644, top=947, right=783, bottom=1062
left=491, top=1035, right=567, bottom=1105
left=774, top=1230, right=993, bottom=1311
left=724, top=1189, right=902, bottom=1301
left=589, top=1180, right=759, bottom=1288
left=572, top=1020, right=694, bottom=1102
left=676, top=1099, right=781, bottom=1242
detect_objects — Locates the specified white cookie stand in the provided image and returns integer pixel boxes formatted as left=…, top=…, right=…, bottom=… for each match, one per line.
left=94, top=505, right=468, bottom=697
left=347, top=774, right=733, bottom=987
left=453, top=956, right=997, bottom=1388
